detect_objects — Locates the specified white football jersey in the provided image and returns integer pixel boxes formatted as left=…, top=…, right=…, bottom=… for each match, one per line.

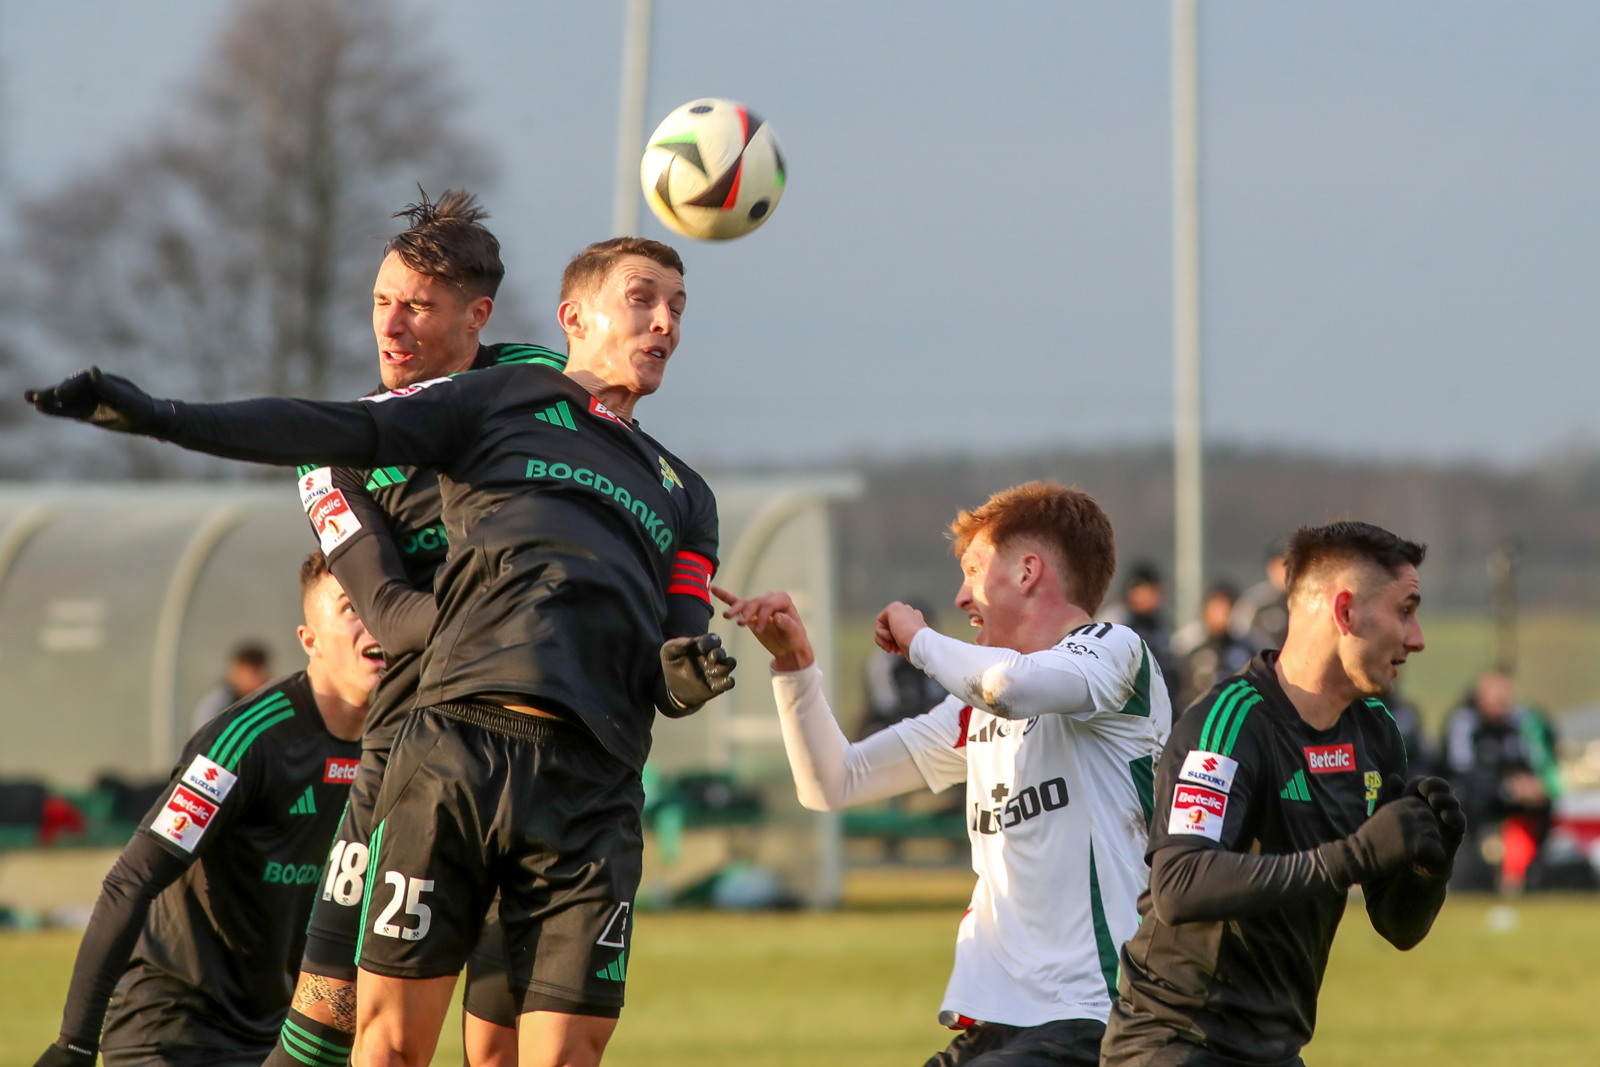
left=890, top=622, right=1171, bottom=1027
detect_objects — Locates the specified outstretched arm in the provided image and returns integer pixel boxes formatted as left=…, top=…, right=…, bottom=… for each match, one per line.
left=715, top=587, right=927, bottom=809
left=27, top=367, right=477, bottom=469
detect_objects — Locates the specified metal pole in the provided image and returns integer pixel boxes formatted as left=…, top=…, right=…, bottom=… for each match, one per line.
left=611, top=0, right=654, bottom=237
left=1172, top=0, right=1204, bottom=630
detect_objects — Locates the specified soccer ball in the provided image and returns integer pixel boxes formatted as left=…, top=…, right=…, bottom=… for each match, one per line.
left=640, top=98, right=786, bottom=241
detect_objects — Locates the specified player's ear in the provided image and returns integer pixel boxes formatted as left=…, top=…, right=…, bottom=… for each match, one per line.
left=557, top=298, right=585, bottom=340
left=466, top=295, right=493, bottom=333
left=1331, top=589, right=1356, bottom=636
left=296, top=622, right=319, bottom=660
left=1015, top=550, right=1045, bottom=595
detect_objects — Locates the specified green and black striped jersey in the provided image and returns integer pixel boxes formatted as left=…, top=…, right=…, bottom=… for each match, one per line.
left=1105, top=652, right=1410, bottom=1067
left=295, top=343, right=567, bottom=749
left=100, top=672, right=360, bottom=1052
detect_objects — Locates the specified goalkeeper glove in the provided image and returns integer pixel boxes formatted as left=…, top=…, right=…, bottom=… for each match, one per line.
left=660, top=633, right=736, bottom=712
left=25, top=366, right=172, bottom=436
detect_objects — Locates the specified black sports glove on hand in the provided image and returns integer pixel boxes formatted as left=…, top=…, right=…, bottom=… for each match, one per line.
left=33, top=1041, right=96, bottom=1067
left=660, top=633, right=736, bottom=712
left=25, top=367, right=172, bottom=436
left=1403, top=775, right=1467, bottom=870
left=1320, top=795, right=1446, bottom=888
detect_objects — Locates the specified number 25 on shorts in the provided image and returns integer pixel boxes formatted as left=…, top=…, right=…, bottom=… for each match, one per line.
left=372, top=872, right=434, bottom=941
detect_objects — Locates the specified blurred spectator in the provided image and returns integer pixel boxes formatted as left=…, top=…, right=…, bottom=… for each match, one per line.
left=1171, top=582, right=1253, bottom=711
left=1230, top=541, right=1289, bottom=652
left=189, top=640, right=273, bottom=732
left=1441, top=669, right=1561, bottom=892
left=1102, top=561, right=1179, bottom=704
left=858, top=601, right=949, bottom=739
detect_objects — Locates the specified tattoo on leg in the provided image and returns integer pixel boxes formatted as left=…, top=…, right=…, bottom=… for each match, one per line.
left=292, top=973, right=359, bottom=1033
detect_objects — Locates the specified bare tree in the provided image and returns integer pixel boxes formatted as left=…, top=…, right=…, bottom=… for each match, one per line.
left=3, top=0, right=496, bottom=477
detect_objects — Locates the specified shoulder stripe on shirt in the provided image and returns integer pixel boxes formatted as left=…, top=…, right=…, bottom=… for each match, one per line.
left=1199, top=679, right=1260, bottom=756
left=490, top=343, right=567, bottom=370
left=207, top=691, right=295, bottom=771
left=1116, top=646, right=1153, bottom=717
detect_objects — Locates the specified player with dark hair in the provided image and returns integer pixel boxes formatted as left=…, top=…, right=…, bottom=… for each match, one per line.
left=1101, top=520, right=1466, bottom=1067
left=34, top=553, right=378, bottom=1067
left=27, top=233, right=733, bottom=1067
left=269, top=188, right=565, bottom=1067
left=718, top=481, right=1171, bottom=1067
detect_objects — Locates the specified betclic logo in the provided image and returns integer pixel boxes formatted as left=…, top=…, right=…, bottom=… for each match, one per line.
left=1304, top=744, right=1357, bottom=773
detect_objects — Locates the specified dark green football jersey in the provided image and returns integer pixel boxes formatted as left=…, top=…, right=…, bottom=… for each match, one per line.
left=1105, top=652, right=1409, bottom=1067
left=99, top=673, right=360, bottom=1053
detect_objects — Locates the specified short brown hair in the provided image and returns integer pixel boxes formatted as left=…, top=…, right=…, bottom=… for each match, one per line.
left=560, top=237, right=685, bottom=302
left=384, top=188, right=504, bottom=301
left=949, top=481, right=1117, bottom=614
left=299, top=550, right=331, bottom=604
left=1284, top=521, right=1426, bottom=600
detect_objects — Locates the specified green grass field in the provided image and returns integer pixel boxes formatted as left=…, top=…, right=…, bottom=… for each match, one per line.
left=3, top=889, right=1594, bottom=1066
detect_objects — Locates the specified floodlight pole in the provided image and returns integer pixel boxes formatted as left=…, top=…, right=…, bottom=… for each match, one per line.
left=612, top=0, right=654, bottom=237
left=1172, top=0, right=1204, bottom=629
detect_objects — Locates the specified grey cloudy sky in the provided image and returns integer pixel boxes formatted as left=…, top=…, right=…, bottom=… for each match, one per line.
left=2, top=1, right=1596, bottom=469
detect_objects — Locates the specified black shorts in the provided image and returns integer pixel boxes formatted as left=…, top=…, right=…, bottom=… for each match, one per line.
left=102, top=1045, right=269, bottom=1067
left=924, top=1017, right=1105, bottom=1067
left=301, top=743, right=390, bottom=979
left=355, top=702, right=642, bottom=1016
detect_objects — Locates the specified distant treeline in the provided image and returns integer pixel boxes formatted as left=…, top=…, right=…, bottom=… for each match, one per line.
left=716, top=445, right=1600, bottom=620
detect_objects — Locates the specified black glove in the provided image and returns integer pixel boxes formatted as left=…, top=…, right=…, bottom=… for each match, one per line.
left=33, top=1041, right=96, bottom=1067
left=660, top=633, right=736, bottom=711
left=1403, top=775, right=1467, bottom=868
left=1321, top=795, right=1446, bottom=887
left=25, top=367, right=169, bottom=435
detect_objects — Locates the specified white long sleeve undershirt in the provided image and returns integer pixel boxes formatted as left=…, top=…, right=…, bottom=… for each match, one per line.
left=770, top=665, right=929, bottom=811
left=908, top=627, right=1094, bottom=720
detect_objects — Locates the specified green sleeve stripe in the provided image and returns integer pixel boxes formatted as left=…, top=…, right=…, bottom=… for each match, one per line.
left=206, top=693, right=293, bottom=766
left=1087, top=844, right=1121, bottom=1000
left=1117, top=647, right=1152, bottom=717
left=215, top=709, right=296, bottom=771
left=1219, top=695, right=1260, bottom=757
left=280, top=1021, right=350, bottom=1067
left=354, top=819, right=386, bottom=966
left=1199, top=680, right=1251, bottom=750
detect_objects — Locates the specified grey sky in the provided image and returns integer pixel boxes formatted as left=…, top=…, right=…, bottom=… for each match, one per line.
left=2, top=1, right=1596, bottom=469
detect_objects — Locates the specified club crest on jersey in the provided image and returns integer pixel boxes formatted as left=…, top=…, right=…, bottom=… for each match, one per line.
left=151, top=786, right=219, bottom=852
left=1168, top=784, right=1227, bottom=841
left=1304, top=743, right=1357, bottom=773
left=1364, top=770, right=1384, bottom=815
left=658, top=456, right=683, bottom=491
left=180, top=755, right=238, bottom=805
left=1178, top=750, right=1238, bottom=794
